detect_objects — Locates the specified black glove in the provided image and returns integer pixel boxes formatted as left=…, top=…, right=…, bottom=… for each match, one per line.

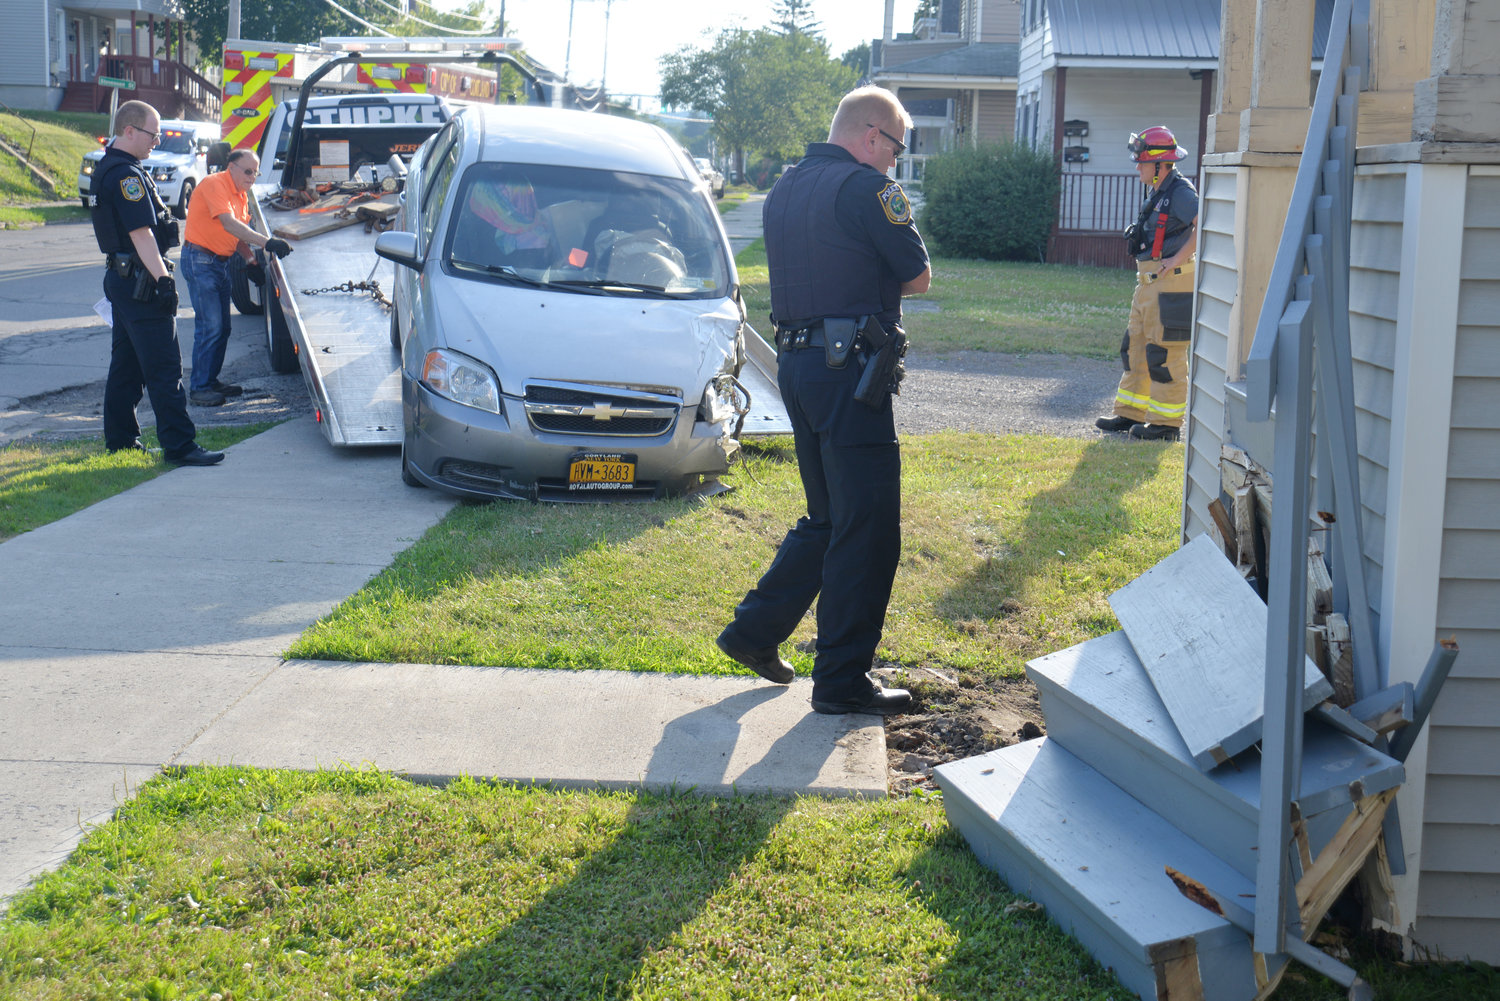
left=154, top=275, right=178, bottom=314
left=246, top=262, right=267, bottom=286
left=264, top=237, right=293, bottom=259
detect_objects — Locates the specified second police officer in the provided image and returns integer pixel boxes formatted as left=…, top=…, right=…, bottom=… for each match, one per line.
left=716, top=87, right=931, bottom=716
left=90, top=99, right=223, bottom=466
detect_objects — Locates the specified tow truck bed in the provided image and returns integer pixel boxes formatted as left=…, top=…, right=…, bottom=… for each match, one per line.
left=260, top=197, right=403, bottom=445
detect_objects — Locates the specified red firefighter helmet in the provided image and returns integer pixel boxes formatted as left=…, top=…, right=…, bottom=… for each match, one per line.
left=1128, top=125, right=1187, bottom=163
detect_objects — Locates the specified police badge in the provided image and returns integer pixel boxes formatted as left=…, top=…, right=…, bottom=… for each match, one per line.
left=878, top=181, right=911, bottom=224
left=121, top=176, right=145, bottom=201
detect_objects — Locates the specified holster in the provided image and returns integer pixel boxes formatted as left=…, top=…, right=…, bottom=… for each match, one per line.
left=853, top=315, right=908, bottom=409
left=131, top=267, right=154, bottom=303
left=106, top=252, right=138, bottom=280
left=822, top=317, right=857, bottom=369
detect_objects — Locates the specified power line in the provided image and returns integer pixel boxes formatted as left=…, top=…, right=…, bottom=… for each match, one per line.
left=362, top=0, right=495, bottom=35
left=319, top=0, right=396, bottom=36
left=411, top=0, right=488, bottom=22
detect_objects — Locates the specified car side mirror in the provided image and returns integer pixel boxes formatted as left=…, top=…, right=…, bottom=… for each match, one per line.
left=206, top=141, right=231, bottom=173
left=374, top=231, right=422, bottom=270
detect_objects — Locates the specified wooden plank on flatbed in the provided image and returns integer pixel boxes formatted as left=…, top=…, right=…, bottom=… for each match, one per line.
left=1109, top=534, right=1335, bottom=771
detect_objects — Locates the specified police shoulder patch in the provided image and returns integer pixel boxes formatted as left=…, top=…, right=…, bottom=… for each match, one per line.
left=878, top=181, right=912, bottom=224
left=120, top=176, right=145, bottom=202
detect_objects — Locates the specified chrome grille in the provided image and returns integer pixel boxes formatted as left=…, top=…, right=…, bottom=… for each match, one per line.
left=523, top=384, right=679, bottom=437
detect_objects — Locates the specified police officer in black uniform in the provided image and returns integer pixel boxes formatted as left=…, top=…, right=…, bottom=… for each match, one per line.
left=91, top=99, right=222, bottom=466
left=716, top=87, right=931, bottom=716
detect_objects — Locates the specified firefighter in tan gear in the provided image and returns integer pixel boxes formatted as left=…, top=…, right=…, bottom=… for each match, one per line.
left=1096, top=125, right=1199, bottom=442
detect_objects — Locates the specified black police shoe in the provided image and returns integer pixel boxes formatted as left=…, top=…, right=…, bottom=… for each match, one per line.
left=715, top=631, right=794, bottom=685
left=1129, top=423, right=1181, bottom=441
left=210, top=380, right=244, bottom=397
left=189, top=389, right=226, bottom=407
left=166, top=445, right=226, bottom=467
left=1095, top=415, right=1135, bottom=433
left=811, top=686, right=913, bottom=717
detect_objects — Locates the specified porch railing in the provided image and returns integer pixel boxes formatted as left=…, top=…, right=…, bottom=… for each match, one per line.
left=92, top=54, right=220, bottom=122
left=1056, top=171, right=1141, bottom=233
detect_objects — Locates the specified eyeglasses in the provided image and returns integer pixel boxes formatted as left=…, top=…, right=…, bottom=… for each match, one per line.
left=235, top=166, right=258, bottom=177
left=867, top=123, right=907, bottom=156
left=130, top=124, right=161, bottom=142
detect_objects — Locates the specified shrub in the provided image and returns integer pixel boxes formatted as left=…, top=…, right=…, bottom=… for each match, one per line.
left=919, top=142, right=1060, bottom=261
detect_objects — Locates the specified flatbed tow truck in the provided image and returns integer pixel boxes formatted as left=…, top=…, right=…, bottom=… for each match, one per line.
left=244, top=36, right=789, bottom=455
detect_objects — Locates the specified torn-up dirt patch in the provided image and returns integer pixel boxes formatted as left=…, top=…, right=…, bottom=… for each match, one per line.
left=872, top=665, right=1046, bottom=796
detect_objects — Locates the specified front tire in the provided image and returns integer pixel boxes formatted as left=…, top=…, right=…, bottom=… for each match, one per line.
left=173, top=179, right=195, bottom=220
left=400, top=437, right=424, bottom=488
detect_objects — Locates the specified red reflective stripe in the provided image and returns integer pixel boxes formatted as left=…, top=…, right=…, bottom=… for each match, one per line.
left=1151, top=209, right=1168, bottom=261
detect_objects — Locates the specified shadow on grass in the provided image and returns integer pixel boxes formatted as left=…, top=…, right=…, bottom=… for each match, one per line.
left=936, top=437, right=1172, bottom=625
left=402, top=688, right=841, bottom=999
left=896, top=829, right=1130, bottom=1000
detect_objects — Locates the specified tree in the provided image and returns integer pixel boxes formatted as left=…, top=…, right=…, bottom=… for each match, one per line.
left=768, top=0, right=822, bottom=38
left=660, top=28, right=854, bottom=185
left=841, top=42, right=870, bottom=79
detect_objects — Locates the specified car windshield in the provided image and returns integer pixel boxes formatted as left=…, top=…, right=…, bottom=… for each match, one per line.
left=445, top=163, right=729, bottom=298
left=156, top=130, right=195, bottom=155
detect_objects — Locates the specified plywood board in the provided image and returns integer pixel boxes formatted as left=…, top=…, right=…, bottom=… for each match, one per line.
left=1109, top=534, right=1334, bottom=771
left=272, top=195, right=399, bottom=241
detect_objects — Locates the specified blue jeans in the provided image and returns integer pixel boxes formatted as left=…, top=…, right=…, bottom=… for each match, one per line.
left=181, top=241, right=234, bottom=393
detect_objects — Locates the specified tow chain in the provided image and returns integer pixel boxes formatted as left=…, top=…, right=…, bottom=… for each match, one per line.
left=300, top=279, right=392, bottom=311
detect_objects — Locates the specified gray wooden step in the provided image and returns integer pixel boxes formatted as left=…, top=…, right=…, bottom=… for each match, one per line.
left=937, top=738, right=1281, bottom=1001
left=1109, top=534, right=1335, bottom=770
left=1028, top=630, right=1405, bottom=879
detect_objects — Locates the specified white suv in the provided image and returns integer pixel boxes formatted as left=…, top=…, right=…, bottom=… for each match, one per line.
left=79, top=119, right=221, bottom=218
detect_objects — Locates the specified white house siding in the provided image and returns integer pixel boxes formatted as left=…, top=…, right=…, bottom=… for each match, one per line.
left=0, top=0, right=48, bottom=92
left=1047, top=69, right=1205, bottom=176
left=1182, top=165, right=1236, bottom=543
left=1415, top=164, right=1500, bottom=963
left=1346, top=165, right=1407, bottom=607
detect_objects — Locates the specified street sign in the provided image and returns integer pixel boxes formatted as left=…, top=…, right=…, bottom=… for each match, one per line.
left=98, top=76, right=136, bottom=90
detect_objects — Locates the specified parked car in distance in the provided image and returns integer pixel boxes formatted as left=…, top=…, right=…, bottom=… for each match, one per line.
left=79, top=119, right=221, bottom=218
left=693, top=156, right=725, bottom=198
left=376, top=104, right=750, bottom=503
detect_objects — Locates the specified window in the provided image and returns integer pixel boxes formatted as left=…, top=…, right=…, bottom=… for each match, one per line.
left=444, top=163, right=731, bottom=298
left=418, top=130, right=461, bottom=249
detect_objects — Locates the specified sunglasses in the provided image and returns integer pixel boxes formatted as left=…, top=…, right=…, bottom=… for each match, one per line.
left=867, top=123, right=907, bottom=156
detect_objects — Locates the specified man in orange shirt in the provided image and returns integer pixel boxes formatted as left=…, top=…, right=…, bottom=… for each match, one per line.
left=181, top=148, right=292, bottom=406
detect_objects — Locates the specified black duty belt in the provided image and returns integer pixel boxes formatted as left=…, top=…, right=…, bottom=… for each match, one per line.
left=775, top=323, right=826, bottom=351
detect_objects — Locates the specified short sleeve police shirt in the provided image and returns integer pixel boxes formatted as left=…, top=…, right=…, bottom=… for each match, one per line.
left=829, top=156, right=929, bottom=285
left=100, top=150, right=159, bottom=234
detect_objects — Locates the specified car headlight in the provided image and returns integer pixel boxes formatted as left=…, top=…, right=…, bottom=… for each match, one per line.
left=81, top=162, right=94, bottom=176
left=421, top=347, right=501, bottom=414
left=152, top=166, right=176, bottom=182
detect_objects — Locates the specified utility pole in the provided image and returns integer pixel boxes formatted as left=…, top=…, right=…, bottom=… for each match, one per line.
left=228, top=0, right=240, bottom=41
left=601, top=0, right=613, bottom=93
left=565, top=0, right=576, bottom=79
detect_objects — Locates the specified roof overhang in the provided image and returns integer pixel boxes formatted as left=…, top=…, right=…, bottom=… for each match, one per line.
left=1041, top=55, right=1219, bottom=72
left=875, top=72, right=1017, bottom=91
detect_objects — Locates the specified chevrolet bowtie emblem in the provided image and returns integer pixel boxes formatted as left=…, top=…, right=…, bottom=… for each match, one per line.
left=582, top=401, right=628, bottom=420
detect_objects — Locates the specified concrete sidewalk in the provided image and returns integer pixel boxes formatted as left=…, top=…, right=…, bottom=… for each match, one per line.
left=0, top=417, right=885, bottom=906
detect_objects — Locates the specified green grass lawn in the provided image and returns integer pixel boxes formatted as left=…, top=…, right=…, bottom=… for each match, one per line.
left=0, top=109, right=105, bottom=226
left=736, top=239, right=1132, bottom=359
left=0, top=425, right=276, bottom=541
left=288, top=433, right=1181, bottom=681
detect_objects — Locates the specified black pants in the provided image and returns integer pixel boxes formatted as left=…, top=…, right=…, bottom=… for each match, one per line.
left=102, top=270, right=196, bottom=456
left=723, top=346, right=902, bottom=702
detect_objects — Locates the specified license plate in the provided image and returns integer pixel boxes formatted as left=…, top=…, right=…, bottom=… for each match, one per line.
left=568, top=452, right=636, bottom=491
